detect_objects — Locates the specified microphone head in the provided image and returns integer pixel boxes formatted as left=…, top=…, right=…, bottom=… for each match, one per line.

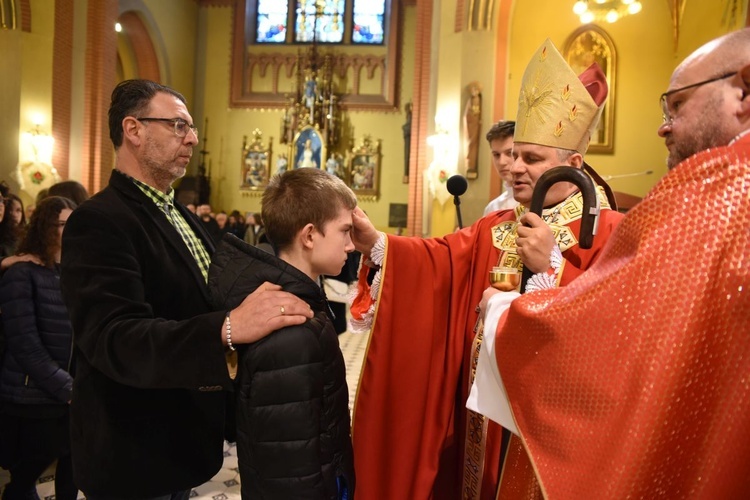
left=446, top=174, right=468, bottom=197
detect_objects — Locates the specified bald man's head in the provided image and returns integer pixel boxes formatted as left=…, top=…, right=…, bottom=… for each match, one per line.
left=658, top=28, right=750, bottom=169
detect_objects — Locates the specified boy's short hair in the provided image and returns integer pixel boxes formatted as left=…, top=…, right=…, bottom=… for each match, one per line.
left=262, top=168, right=357, bottom=251
left=485, top=120, right=515, bottom=143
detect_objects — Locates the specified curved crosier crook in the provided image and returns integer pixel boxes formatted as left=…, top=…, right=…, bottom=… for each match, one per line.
left=520, top=166, right=600, bottom=293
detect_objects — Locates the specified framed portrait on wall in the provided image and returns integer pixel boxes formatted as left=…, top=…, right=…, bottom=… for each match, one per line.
left=241, top=129, right=272, bottom=192
left=325, top=152, right=347, bottom=181
left=563, top=25, right=617, bottom=154
left=292, top=126, right=325, bottom=169
left=349, top=135, right=381, bottom=200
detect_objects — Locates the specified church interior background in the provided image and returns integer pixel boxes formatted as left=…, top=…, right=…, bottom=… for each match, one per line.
left=0, top=0, right=748, bottom=497
left=1, top=0, right=748, bottom=237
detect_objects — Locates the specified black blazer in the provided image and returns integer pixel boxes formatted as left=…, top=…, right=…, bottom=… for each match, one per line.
left=60, top=170, right=232, bottom=498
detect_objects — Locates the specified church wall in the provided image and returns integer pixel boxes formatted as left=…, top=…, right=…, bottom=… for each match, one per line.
left=457, top=28, right=501, bottom=227
left=0, top=29, right=23, bottom=199
left=424, top=0, right=500, bottom=235
left=132, top=0, right=199, bottom=104
left=676, top=0, right=748, bottom=62
left=3, top=0, right=56, bottom=207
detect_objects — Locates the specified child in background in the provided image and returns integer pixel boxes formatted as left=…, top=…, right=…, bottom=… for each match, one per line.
left=209, top=168, right=356, bottom=499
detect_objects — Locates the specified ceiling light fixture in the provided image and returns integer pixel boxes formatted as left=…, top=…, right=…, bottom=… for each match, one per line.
left=573, top=0, right=642, bottom=24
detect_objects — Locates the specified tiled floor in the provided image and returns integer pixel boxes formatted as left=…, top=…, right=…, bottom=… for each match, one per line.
left=0, top=329, right=370, bottom=500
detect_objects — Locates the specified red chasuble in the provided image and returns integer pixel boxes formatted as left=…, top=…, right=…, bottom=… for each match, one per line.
left=494, top=135, right=750, bottom=498
left=351, top=190, right=622, bottom=500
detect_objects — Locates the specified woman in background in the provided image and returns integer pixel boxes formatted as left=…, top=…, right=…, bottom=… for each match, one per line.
left=0, top=194, right=38, bottom=272
left=47, top=181, right=89, bottom=206
left=0, top=194, right=27, bottom=260
left=0, top=196, right=79, bottom=500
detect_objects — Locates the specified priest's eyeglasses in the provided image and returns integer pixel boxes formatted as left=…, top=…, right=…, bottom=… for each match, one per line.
left=137, top=117, right=198, bottom=139
left=660, top=71, right=736, bottom=125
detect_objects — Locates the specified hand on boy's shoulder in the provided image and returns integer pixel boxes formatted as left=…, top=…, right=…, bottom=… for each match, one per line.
left=230, top=282, right=313, bottom=344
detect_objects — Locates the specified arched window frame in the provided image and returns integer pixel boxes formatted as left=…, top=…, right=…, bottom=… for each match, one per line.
left=255, top=0, right=387, bottom=45
left=231, top=0, right=400, bottom=111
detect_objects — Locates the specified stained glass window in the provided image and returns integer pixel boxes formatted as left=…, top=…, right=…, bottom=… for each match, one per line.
left=256, top=0, right=288, bottom=43
left=294, top=0, right=345, bottom=43
left=352, top=0, right=385, bottom=45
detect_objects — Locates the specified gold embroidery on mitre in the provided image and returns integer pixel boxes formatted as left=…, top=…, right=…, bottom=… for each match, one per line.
left=554, top=121, right=564, bottom=137
left=569, top=105, right=578, bottom=121
left=514, top=38, right=605, bottom=154
left=520, top=69, right=555, bottom=136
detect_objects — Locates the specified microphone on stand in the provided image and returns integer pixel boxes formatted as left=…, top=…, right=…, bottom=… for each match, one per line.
left=447, top=174, right=468, bottom=229
left=602, top=170, right=653, bottom=181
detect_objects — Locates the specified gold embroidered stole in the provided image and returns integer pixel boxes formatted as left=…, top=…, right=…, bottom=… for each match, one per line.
left=463, top=318, right=489, bottom=499
left=491, top=186, right=612, bottom=272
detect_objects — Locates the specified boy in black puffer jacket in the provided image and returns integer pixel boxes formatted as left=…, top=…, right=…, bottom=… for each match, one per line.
left=209, top=168, right=356, bottom=499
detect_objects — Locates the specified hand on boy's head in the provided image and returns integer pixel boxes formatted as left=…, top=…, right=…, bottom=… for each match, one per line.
left=351, top=207, right=380, bottom=256
left=229, top=282, right=313, bottom=344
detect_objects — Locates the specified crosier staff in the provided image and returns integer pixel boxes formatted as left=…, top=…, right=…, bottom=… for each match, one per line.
left=519, top=166, right=601, bottom=292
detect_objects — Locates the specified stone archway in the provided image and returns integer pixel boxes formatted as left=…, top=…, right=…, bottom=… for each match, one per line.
left=117, top=10, right=161, bottom=82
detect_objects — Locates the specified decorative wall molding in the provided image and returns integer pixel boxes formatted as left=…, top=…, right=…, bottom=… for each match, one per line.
left=238, top=51, right=389, bottom=109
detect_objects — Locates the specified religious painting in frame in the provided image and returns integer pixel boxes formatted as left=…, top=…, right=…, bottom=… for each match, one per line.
left=292, top=126, right=325, bottom=169
left=324, top=152, right=347, bottom=182
left=563, top=25, right=617, bottom=154
left=349, top=135, right=381, bottom=200
left=241, top=129, right=272, bottom=192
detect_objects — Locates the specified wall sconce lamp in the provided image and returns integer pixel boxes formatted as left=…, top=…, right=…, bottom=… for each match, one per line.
left=425, top=124, right=459, bottom=206
left=21, top=123, right=55, bottom=165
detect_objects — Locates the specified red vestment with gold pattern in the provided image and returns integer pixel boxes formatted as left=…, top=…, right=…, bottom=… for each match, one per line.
left=493, top=135, right=750, bottom=498
left=350, top=189, right=623, bottom=500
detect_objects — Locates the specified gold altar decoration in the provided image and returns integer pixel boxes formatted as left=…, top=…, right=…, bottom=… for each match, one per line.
left=240, top=129, right=273, bottom=196
left=348, top=135, right=382, bottom=201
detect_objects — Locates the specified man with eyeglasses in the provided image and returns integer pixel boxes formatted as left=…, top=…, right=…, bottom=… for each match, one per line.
left=60, top=79, right=314, bottom=500
left=470, top=27, right=750, bottom=498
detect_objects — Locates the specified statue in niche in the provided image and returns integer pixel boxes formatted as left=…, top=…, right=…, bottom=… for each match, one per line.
left=276, top=154, right=288, bottom=175
left=280, top=105, right=293, bottom=145
left=463, top=81, right=482, bottom=179
left=304, top=78, right=318, bottom=123
left=326, top=153, right=345, bottom=180
left=297, top=139, right=318, bottom=169
left=402, top=102, right=412, bottom=183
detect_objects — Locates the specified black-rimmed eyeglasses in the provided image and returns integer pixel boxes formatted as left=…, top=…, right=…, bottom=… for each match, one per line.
left=660, top=71, right=736, bottom=125
left=136, top=117, right=198, bottom=139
